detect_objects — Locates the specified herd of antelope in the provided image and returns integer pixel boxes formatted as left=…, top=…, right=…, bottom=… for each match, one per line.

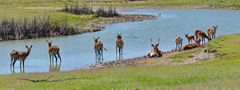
left=9, top=26, right=218, bottom=71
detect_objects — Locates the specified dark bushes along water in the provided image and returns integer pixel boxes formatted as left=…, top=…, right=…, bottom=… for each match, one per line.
left=61, top=5, right=119, bottom=18
left=0, top=16, right=77, bottom=41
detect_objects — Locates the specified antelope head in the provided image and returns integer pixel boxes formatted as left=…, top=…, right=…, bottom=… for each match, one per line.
left=93, top=36, right=100, bottom=43
left=46, top=40, right=53, bottom=47
left=116, top=33, right=122, bottom=39
left=212, top=25, right=218, bottom=30
left=151, top=38, right=160, bottom=51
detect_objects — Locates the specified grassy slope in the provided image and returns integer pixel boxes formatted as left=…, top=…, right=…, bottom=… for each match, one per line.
left=0, top=34, right=240, bottom=89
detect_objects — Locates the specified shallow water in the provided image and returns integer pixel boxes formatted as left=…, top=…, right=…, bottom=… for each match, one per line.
left=0, top=9, right=240, bottom=74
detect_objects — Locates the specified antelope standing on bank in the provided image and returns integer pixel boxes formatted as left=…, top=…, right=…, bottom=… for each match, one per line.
left=116, top=34, right=124, bottom=60
left=47, top=40, right=61, bottom=63
left=175, top=36, right=183, bottom=51
left=183, top=39, right=201, bottom=50
left=94, top=37, right=106, bottom=62
left=147, top=39, right=162, bottom=58
left=208, top=26, right=218, bottom=39
left=195, top=30, right=211, bottom=46
left=185, top=33, right=195, bottom=43
left=10, top=45, right=32, bottom=70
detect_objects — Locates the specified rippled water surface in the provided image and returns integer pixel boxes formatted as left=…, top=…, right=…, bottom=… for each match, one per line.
left=0, top=9, right=240, bottom=74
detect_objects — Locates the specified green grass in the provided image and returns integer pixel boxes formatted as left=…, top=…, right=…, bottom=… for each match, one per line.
left=0, top=34, right=240, bottom=89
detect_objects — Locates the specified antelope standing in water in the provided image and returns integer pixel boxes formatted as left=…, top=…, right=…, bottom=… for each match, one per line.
left=147, top=39, right=162, bottom=58
left=10, top=45, right=32, bottom=71
left=47, top=40, right=61, bottom=63
left=183, top=39, right=201, bottom=50
left=116, top=34, right=124, bottom=60
left=208, top=26, right=218, bottom=39
left=94, top=37, right=106, bottom=63
left=185, top=33, right=195, bottom=43
left=175, top=36, right=183, bottom=52
left=195, top=30, right=211, bottom=46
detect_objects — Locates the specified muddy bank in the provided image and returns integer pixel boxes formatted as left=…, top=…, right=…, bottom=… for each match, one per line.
left=81, top=14, right=157, bottom=33
left=86, top=49, right=216, bottom=70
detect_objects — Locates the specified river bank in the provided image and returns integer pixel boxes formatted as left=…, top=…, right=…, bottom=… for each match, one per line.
left=87, top=48, right=216, bottom=70
left=80, top=14, right=157, bottom=33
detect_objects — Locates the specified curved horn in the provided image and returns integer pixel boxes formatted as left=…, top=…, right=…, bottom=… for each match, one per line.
left=150, top=38, right=153, bottom=44
left=158, top=38, right=160, bottom=44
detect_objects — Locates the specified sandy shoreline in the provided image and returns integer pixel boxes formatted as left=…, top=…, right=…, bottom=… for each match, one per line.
left=76, top=49, right=216, bottom=71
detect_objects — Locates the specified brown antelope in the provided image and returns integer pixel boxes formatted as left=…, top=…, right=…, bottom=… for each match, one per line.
left=47, top=40, right=61, bottom=63
left=195, top=30, right=211, bottom=46
left=116, top=33, right=124, bottom=60
left=208, top=26, right=218, bottom=39
left=185, top=33, right=195, bottom=43
left=175, top=36, right=183, bottom=51
left=183, top=39, right=201, bottom=50
left=10, top=45, right=32, bottom=70
left=147, top=39, right=162, bottom=58
left=93, top=37, right=106, bottom=62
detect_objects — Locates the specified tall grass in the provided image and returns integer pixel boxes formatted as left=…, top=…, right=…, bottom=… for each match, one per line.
left=61, top=4, right=119, bottom=18
left=95, top=7, right=119, bottom=17
left=61, top=4, right=95, bottom=15
left=0, top=16, right=77, bottom=41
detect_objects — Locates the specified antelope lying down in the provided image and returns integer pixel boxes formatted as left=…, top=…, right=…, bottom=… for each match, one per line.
left=147, top=39, right=162, bottom=58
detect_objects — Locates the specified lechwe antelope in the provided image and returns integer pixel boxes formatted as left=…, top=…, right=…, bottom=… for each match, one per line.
left=175, top=36, right=183, bottom=52
left=185, top=33, right=195, bottom=43
left=10, top=45, right=32, bottom=70
left=183, top=39, right=201, bottom=50
left=208, top=25, right=218, bottom=39
left=147, top=39, right=162, bottom=58
left=195, top=30, right=211, bottom=46
left=93, top=37, right=107, bottom=62
left=116, top=33, right=124, bottom=60
left=47, top=40, right=61, bottom=63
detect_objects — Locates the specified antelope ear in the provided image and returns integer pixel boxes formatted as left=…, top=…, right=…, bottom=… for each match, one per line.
left=25, top=45, right=29, bottom=49
left=156, top=44, right=159, bottom=46
left=151, top=44, right=154, bottom=47
left=97, top=37, right=100, bottom=39
left=46, top=40, right=49, bottom=43
left=30, top=45, right=33, bottom=48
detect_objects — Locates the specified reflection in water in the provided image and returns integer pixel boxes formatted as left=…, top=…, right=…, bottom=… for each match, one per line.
left=10, top=65, right=25, bottom=74
left=49, top=62, right=61, bottom=72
